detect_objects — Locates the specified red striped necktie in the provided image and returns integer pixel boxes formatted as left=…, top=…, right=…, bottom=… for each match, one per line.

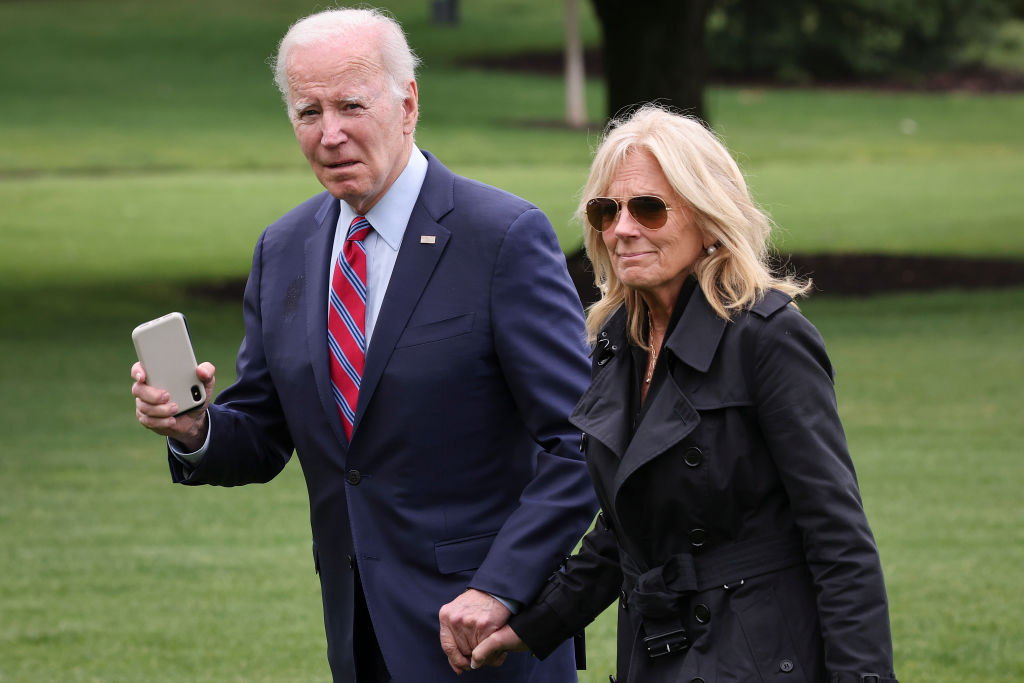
left=328, top=216, right=372, bottom=440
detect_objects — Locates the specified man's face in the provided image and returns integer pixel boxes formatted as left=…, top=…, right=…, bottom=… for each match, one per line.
left=287, top=36, right=418, bottom=214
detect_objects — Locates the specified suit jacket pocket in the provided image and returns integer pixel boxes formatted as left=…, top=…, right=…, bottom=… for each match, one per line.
left=396, top=312, right=475, bottom=349
left=434, top=531, right=497, bottom=575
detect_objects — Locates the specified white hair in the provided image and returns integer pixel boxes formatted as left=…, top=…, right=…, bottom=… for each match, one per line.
left=270, top=7, right=420, bottom=107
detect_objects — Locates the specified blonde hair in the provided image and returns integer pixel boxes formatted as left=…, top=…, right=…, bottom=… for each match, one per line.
left=581, top=105, right=810, bottom=344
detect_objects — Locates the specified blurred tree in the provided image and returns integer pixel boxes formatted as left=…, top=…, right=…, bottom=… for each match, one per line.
left=431, top=0, right=459, bottom=25
left=707, top=0, right=1018, bottom=82
left=590, top=0, right=715, bottom=123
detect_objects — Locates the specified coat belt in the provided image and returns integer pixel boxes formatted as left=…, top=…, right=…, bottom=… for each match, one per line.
left=620, top=531, right=806, bottom=658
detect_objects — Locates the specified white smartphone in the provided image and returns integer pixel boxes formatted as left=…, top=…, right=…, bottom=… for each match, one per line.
left=131, top=312, right=207, bottom=415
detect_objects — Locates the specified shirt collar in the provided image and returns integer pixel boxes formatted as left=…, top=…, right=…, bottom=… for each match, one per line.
left=337, top=146, right=428, bottom=249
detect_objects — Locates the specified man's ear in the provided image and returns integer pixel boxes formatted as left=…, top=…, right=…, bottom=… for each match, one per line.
left=402, top=80, right=419, bottom=134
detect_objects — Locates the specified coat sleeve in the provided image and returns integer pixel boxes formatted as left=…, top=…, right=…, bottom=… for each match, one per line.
left=508, top=517, right=623, bottom=659
left=751, top=305, right=897, bottom=680
left=167, top=230, right=294, bottom=486
left=465, top=207, right=600, bottom=604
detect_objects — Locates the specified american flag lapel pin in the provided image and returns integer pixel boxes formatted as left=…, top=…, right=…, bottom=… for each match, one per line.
left=420, top=235, right=437, bottom=244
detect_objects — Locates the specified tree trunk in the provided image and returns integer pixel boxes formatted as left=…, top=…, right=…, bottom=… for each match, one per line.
left=590, top=0, right=715, bottom=124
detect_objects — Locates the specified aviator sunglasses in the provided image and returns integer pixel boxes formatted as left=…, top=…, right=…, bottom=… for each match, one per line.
left=585, top=195, right=674, bottom=232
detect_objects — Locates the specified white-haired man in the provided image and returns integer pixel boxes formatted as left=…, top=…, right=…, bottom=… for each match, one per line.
left=131, top=8, right=596, bottom=682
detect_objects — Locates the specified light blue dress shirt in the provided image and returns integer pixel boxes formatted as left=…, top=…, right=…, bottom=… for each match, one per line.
left=330, top=147, right=428, bottom=343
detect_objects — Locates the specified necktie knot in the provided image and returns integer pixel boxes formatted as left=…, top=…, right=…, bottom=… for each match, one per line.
left=348, top=216, right=373, bottom=243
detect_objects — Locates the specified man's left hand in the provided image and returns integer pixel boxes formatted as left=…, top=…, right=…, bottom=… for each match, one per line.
left=439, top=588, right=512, bottom=674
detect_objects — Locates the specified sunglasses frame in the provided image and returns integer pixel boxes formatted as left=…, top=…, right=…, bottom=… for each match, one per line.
left=586, top=195, right=675, bottom=232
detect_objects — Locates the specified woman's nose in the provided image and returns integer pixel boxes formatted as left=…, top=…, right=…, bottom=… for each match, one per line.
left=611, top=204, right=642, bottom=237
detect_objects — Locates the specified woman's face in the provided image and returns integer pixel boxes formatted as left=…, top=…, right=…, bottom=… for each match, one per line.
left=599, top=150, right=707, bottom=307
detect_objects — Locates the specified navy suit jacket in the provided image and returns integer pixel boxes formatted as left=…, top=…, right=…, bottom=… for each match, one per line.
left=169, top=151, right=598, bottom=681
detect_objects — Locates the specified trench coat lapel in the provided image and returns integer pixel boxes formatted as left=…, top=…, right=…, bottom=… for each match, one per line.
left=569, top=308, right=632, bottom=460
left=611, top=286, right=730, bottom=504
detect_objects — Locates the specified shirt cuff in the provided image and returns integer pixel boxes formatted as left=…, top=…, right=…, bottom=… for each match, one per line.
left=488, top=592, right=522, bottom=615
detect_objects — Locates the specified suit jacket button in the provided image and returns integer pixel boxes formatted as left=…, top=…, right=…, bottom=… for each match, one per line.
left=346, top=469, right=361, bottom=485
left=690, top=678, right=707, bottom=683
left=688, top=528, right=707, bottom=549
left=779, top=659, right=794, bottom=673
left=683, top=446, right=702, bottom=467
left=694, top=603, right=711, bottom=624
left=347, top=554, right=355, bottom=569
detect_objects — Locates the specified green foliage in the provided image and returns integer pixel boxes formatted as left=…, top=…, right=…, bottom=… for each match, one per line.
left=708, top=0, right=1018, bottom=81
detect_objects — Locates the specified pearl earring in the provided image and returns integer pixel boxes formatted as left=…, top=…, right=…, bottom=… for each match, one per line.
left=705, top=242, right=720, bottom=256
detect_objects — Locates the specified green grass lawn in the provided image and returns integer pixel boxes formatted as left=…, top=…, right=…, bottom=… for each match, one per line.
left=2, top=0, right=1023, bottom=681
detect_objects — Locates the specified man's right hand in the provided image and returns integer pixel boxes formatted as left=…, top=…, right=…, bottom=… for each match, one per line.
left=131, top=361, right=216, bottom=452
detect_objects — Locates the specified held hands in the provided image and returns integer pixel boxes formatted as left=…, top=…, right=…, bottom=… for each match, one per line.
left=438, top=588, right=514, bottom=674
left=131, top=361, right=216, bottom=452
left=471, top=625, right=528, bottom=670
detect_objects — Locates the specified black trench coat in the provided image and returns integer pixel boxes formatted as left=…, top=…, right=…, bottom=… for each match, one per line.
left=509, top=285, right=898, bottom=683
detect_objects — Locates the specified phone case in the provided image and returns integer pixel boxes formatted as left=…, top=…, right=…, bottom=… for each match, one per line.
left=131, top=312, right=206, bottom=415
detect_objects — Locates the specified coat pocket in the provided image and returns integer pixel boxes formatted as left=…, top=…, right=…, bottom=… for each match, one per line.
left=434, top=531, right=498, bottom=575
left=733, top=585, right=809, bottom=682
left=396, top=312, right=475, bottom=348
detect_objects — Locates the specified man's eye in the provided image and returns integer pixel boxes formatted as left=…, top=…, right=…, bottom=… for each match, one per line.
left=299, top=109, right=319, bottom=118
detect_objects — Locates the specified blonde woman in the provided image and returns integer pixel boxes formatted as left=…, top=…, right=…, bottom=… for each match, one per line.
left=464, top=106, right=898, bottom=683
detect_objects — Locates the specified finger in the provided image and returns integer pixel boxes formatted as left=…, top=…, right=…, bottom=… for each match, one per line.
left=132, top=378, right=169, bottom=405
left=131, top=362, right=146, bottom=383
left=470, top=632, right=504, bottom=670
left=439, top=624, right=471, bottom=672
left=196, top=362, right=216, bottom=380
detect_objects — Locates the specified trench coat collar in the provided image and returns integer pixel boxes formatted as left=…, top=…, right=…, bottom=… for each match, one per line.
left=663, top=283, right=729, bottom=373
left=570, top=285, right=731, bottom=507
left=569, top=306, right=632, bottom=459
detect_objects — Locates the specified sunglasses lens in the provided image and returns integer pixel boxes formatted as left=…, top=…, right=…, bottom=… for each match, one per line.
left=627, top=196, right=669, bottom=229
left=586, top=198, right=619, bottom=231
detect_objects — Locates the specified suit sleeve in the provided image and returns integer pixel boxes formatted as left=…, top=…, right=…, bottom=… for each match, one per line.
left=751, top=307, right=897, bottom=679
left=465, top=208, right=599, bottom=604
left=508, top=516, right=623, bottom=659
left=167, top=230, right=294, bottom=486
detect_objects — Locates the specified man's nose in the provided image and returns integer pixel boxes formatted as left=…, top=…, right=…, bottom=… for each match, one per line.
left=320, top=111, right=348, bottom=147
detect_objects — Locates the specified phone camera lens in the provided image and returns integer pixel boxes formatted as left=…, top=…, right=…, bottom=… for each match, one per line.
left=191, top=386, right=202, bottom=401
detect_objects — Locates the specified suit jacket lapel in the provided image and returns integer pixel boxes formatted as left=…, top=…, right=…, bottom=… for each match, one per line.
left=352, top=153, right=454, bottom=437
left=304, top=195, right=351, bottom=448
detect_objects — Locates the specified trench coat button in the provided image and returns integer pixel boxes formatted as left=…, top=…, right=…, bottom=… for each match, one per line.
left=346, top=554, right=355, bottom=569
left=688, top=528, right=707, bottom=549
left=619, top=589, right=628, bottom=608
left=694, top=603, right=711, bottom=624
left=683, top=446, right=702, bottom=467
left=345, top=469, right=361, bottom=485
left=779, top=659, right=794, bottom=673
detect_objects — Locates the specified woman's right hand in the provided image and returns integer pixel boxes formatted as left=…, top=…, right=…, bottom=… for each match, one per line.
left=470, top=624, right=527, bottom=670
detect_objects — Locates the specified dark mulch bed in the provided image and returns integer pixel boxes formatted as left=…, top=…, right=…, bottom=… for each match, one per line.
left=460, top=49, right=1024, bottom=94
left=191, top=252, right=1024, bottom=306
left=566, top=250, right=1024, bottom=307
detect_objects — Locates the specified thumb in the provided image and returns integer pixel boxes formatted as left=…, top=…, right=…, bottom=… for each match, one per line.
left=470, top=630, right=512, bottom=669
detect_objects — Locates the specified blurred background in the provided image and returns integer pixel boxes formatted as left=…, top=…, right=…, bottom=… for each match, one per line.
left=1, top=1, right=1022, bottom=680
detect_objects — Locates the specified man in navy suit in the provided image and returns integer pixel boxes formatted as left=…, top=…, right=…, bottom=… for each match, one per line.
left=131, top=7, right=596, bottom=683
